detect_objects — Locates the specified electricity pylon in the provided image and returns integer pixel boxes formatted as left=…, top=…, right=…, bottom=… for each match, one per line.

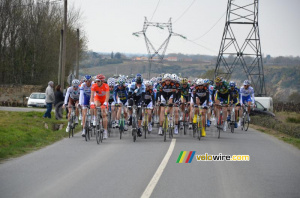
left=215, top=0, right=266, bottom=96
left=133, top=17, right=186, bottom=79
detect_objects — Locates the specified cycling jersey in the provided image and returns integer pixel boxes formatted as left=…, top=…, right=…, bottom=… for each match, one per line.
left=158, top=82, right=176, bottom=103
left=79, top=82, right=93, bottom=106
left=128, top=82, right=146, bottom=97
left=192, top=86, right=209, bottom=106
left=91, top=83, right=109, bottom=103
left=214, top=81, right=230, bottom=104
left=64, top=86, right=80, bottom=105
left=113, top=85, right=129, bottom=104
left=229, top=87, right=240, bottom=105
left=240, top=86, right=255, bottom=104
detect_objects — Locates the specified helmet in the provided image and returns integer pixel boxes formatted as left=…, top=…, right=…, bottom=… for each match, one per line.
left=203, top=79, right=209, bottom=84
left=243, top=80, right=251, bottom=85
left=145, top=80, right=152, bottom=87
left=131, top=78, right=136, bottom=83
left=150, top=77, right=156, bottom=84
left=196, top=79, right=204, bottom=86
left=107, top=78, right=115, bottom=87
left=180, top=78, right=188, bottom=84
left=229, top=81, right=236, bottom=87
left=84, top=75, right=92, bottom=81
left=215, top=76, right=223, bottom=83
left=163, top=73, right=171, bottom=81
left=209, top=80, right=214, bottom=85
left=171, top=74, right=177, bottom=81
left=157, top=77, right=162, bottom=82
left=96, top=74, right=105, bottom=82
left=118, top=77, right=126, bottom=85
left=72, top=79, right=80, bottom=87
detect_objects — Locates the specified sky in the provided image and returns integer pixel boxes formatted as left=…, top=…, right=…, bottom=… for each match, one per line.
left=69, top=0, right=300, bottom=57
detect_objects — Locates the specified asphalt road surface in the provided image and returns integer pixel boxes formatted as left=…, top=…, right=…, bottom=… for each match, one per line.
left=0, top=124, right=299, bottom=198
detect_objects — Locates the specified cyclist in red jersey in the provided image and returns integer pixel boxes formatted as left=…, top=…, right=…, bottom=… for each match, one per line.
left=90, top=74, right=110, bottom=139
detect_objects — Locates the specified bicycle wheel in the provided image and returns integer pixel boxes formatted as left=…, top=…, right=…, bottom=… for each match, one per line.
left=193, top=124, right=197, bottom=138
left=96, top=125, right=101, bottom=144
left=119, top=119, right=123, bottom=139
left=245, top=114, right=250, bottom=131
left=231, top=122, right=234, bottom=133
left=163, top=128, right=166, bottom=142
left=198, top=122, right=201, bottom=141
left=132, top=129, right=136, bottom=142
left=169, top=127, right=173, bottom=139
left=108, top=112, right=111, bottom=137
left=217, top=115, right=221, bottom=139
left=85, top=122, right=89, bottom=142
left=144, top=125, right=147, bottom=139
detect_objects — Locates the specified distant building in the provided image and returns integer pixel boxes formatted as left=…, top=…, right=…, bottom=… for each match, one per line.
left=166, top=57, right=178, bottom=62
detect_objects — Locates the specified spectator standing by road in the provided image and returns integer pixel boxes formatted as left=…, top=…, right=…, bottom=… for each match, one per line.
left=54, top=85, right=64, bottom=120
left=43, top=81, right=55, bottom=118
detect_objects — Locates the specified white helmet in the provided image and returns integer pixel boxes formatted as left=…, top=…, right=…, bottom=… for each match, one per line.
left=196, top=78, right=204, bottom=86
left=145, top=80, right=152, bottom=86
left=163, top=73, right=171, bottom=81
left=72, top=79, right=80, bottom=87
left=107, top=78, right=115, bottom=87
left=171, top=74, right=177, bottom=81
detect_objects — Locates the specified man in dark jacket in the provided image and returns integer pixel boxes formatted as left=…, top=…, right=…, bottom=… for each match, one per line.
left=54, top=85, right=64, bottom=120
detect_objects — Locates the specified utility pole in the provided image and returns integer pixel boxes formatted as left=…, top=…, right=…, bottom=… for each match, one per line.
left=58, top=29, right=63, bottom=85
left=215, top=0, right=266, bottom=96
left=61, top=0, right=67, bottom=90
left=76, top=29, right=79, bottom=79
left=133, top=17, right=186, bottom=79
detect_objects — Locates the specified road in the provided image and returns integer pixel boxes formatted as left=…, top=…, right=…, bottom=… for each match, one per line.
left=0, top=125, right=299, bottom=198
left=0, top=106, right=47, bottom=112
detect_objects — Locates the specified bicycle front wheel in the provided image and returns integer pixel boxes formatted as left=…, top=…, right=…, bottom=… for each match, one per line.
left=245, top=114, right=250, bottom=131
left=96, top=126, right=101, bottom=144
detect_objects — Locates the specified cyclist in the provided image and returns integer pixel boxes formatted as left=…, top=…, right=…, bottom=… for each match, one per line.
left=128, top=74, right=146, bottom=137
left=214, top=76, right=230, bottom=131
left=191, top=79, right=209, bottom=137
left=171, top=74, right=181, bottom=135
left=240, top=80, right=255, bottom=124
left=113, top=76, right=129, bottom=131
left=143, top=80, right=155, bottom=132
left=79, top=75, right=93, bottom=137
left=204, top=79, right=213, bottom=127
left=179, top=78, right=191, bottom=129
left=157, top=73, right=176, bottom=135
left=90, top=74, right=109, bottom=139
left=64, top=79, right=80, bottom=133
left=228, top=81, right=240, bottom=128
left=107, top=77, right=117, bottom=128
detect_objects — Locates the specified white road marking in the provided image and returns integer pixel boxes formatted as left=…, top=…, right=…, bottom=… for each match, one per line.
left=141, top=138, right=176, bottom=198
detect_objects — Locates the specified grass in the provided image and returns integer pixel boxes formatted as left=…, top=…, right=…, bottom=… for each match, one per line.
left=251, top=111, right=300, bottom=149
left=0, top=111, right=80, bottom=162
left=251, top=124, right=300, bottom=149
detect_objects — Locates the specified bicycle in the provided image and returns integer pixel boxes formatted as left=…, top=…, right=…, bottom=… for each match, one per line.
left=192, top=105, right=203, bottom=141
left=116, top=103, right=126, bottom=140
left=142, top=104, right=150, bottom=139
left=227, top=103, right=236, bottom=133
left=215, top=103, right=228, bottom=139
left=68, top=106, right=77, bottom=138
left=162, top=103, right=174, bottom=142
left=179, top=102, right=189, bottom=135
left=107, top=103, right=112, bottom=137
left=94, top=106, right=104, bottom=144
left=241, top=104, right=250, bottom=131
left=84, top=106, right=93, bottom=141
left=131, top=104, right=139, bottom=142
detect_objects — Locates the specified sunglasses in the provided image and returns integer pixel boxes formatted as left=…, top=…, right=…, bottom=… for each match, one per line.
left=73, top=86, right=78, bottom=88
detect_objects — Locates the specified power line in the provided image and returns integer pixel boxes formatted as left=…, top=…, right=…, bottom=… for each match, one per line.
left=150, top=0, right=162, bottom=21
left=192, top=11, right=226, bottom=41
left=186, top=39, right=217, bottom=54
left=174, top=0, right=196, bottom=23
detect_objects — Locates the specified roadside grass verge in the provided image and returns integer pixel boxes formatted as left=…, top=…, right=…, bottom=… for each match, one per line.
left=0, top=111, right=79, bottom=162
left=251, top=112, right=300, bottom=149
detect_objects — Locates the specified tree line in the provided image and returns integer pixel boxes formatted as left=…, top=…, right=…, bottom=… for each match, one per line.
left=0, top=0, right=86, bottom=86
